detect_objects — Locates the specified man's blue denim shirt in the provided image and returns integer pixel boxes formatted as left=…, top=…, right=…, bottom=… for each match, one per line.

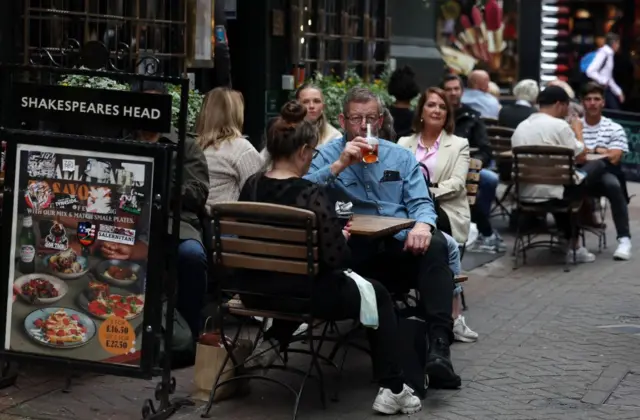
left=304, top=136, right=437, bottom=242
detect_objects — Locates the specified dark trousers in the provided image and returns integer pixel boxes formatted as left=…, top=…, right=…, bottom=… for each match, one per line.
left=351, top=230, right=454, bottom=343
left=605, top=89, right=621, bottom=110
left=553, top=160, right=607, bottom=239
left=177, top=239, right=209, bottom=339
left=244, top=274, right=404, bottom=390
left=588, top=171, right=631, bottom=239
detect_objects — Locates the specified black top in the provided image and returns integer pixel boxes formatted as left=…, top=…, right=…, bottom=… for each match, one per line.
left=236, top=174, right=351, bottom=296
left=498, top=104, right=535, bottom=129
left=389, top=106, right=415, bottom=140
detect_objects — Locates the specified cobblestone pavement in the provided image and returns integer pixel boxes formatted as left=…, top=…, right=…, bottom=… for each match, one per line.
left=3, top=185, right=640, bottom=420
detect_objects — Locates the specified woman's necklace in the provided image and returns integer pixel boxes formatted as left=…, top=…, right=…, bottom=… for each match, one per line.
left=419, top=135, right=437, bottom=151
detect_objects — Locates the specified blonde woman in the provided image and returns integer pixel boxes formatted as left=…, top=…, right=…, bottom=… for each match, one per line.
left=197, top=87, right=263, bottom=212
left=295, top=83, right=342, bottom=145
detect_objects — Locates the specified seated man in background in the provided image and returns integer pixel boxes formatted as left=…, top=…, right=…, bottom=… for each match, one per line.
left=461, top=70, right=501, bottom=119
left=498, top=79, right=538, bottom=129
left=306, top=87, right=461, bottom=389
left=580, top=82, right=631, bottom=260
left=511, top=86, right=606, bottom=263
left=442, top=74, right=505, bottom=252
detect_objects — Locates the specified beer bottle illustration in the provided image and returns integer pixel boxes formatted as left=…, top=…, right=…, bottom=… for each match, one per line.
left=19, top=213, right=36, bottom=274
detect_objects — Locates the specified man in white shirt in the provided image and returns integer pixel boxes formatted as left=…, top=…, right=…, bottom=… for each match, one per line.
left=461, top=70, right=501, bottom=119
left=512, top=86, right=606, bottom=263
left=586, top=33, right=623, bottom=109
left=580, top=82, right=631, bottom=260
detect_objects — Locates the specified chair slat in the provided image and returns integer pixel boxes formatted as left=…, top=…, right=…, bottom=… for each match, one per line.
left=516, top=175, right=571, bottom=185
left=220, top=220, right=317, bottom=244
left=467, top=172, right=481, bottom=182
left=516, top=166, right=571, bottom=178
left=466, top=184, right=479, bottom=194
left=517, top=156, right=572, bottom=167
left=217, top=237, right=318, bottom=260
left=220, top=252, right=318, bottom=275
left=469, top=159, right=483, bottom=170
left=212, top=202, right=317, bottom=227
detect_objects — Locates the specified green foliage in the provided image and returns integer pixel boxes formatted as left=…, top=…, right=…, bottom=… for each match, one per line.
left=299, top=66, right=395, bottom=128
left=58, top=73, right=204, bottom=133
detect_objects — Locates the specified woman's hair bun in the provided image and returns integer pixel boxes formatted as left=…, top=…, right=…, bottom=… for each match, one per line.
left=280, top=100, right=307, bottom=124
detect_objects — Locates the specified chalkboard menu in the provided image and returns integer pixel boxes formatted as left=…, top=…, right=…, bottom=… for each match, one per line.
left=604, top=109, right=640, bottom=183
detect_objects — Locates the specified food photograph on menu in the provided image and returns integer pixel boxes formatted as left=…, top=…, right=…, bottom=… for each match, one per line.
left=4, top=144, right=154, bottom=366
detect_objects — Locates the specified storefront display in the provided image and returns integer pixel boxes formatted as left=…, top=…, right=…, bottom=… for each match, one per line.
left=437, top=0, right=518, bottom=84
left=5, top=144, right=154, bottom=366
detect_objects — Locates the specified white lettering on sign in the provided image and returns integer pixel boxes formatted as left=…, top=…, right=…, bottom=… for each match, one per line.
left=20, top=97, right=162, bottom=120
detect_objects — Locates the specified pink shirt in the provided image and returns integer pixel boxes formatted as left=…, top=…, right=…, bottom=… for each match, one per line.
left=415, top=133, right=441, bottom=183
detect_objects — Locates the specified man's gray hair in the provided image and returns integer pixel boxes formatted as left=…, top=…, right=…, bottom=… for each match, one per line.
left=606, top=33, right=620, bottom=46
left=513, top=79, right=539, bottom=104
left=342, top=87, right=384, bottom=116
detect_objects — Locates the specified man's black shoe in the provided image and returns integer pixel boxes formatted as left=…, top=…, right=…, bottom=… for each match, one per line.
left=425, top=337, right=461, bottom=389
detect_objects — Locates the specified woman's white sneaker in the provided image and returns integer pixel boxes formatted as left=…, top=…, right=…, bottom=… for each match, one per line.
left=372, top=384, right=422, bottom=415
left=566, top=247, right=595, bottom=263
left=453, top=315, right=479, bottom=343
left=614, top=237, right=632, bottom=261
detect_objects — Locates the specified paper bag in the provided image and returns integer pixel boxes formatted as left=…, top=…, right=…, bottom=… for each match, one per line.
left=192, top=319, right=252, bottom=402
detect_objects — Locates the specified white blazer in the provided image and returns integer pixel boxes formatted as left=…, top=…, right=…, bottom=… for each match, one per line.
left=398, top=131, right=471, bottom=243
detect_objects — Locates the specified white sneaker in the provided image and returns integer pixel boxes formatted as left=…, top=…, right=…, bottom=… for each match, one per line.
left=245, top=338, right=280, bottom=369
left=453, top=315, right=479, bottom=343
left=372, top=384, right=422, bottom=415
left=566, top=247, right=596, bottom=264
left=293, top=323, right=308, bottom=336
left=614, top=237, right=632, bottom=261
left=465, top=223, right=479, bottom=248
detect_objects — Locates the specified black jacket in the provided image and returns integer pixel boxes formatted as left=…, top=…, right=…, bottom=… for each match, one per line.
left=498, top=104, right=535, bottom=129
left=453, top=104, right=492, bottom=167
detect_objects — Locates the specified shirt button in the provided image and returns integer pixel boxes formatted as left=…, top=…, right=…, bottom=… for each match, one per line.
left=366, top=184, right=371, bottom=190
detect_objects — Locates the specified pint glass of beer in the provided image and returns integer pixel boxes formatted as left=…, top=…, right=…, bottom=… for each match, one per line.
left=362, top=123, right=379, bottom=164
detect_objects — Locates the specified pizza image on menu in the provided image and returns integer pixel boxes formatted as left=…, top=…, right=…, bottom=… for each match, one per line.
left=87, top=187, right=112, bottom=214
left=97, top=225, right=135, bottom=246
left=85, top=281, right=144, bottom=320
left=43, top=222, right=69, bottom=251
left=25, top=181, right=53, bottom=211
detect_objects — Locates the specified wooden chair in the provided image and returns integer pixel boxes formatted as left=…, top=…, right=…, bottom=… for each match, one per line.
left=482, top=117, right=499, bottom=127
left=511, top=146, right=582, bottom=270
left=486, top=126, right=515, bottom=218
left=203, top=202, right=335, bottom=420
left=457, top=157, right=482, bottom=310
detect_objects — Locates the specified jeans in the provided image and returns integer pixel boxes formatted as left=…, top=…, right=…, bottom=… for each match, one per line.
left=354, top=230, right=454, bottom=343
left=605, top=89, right=620, bottom=110
left=177, top=239, right=208, bottom=339
left=243, top=274, right=404, bottom=391
left=443, top=231, right=461, bottom=276
left=589, top=172, right=630, bottom=239
left=472, top=169, right=499, bottom=237
left=443, top=231, right=463, bottom=296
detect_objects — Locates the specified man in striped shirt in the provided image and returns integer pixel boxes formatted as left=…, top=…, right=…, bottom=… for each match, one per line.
left=581, top=82, right=631, bottom=260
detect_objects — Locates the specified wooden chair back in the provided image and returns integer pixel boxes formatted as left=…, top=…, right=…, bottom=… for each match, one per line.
left=512, top=145, right=576, bottom=201
left=486, top=126, right=514, bottom=158
left=482, top=117, right=499, bottom=127
left=211, top=202, right=319, bottom=279
left=466, top=158, right=483, bottom=205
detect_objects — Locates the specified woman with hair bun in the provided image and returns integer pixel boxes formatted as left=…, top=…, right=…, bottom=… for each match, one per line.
left=238, top=101, right=422, bottom=415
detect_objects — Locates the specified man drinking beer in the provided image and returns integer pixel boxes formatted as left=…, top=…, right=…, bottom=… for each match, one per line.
left=305, top=87, right=460, bottom=390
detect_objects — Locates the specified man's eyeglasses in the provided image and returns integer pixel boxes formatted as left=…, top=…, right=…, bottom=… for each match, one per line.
left=345, top=114, right=381, bottom=125
left=312, top=147, right=320, bottom=158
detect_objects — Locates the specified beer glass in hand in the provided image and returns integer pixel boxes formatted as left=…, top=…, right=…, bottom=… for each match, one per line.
left=362, top=123, right=379, bottom=163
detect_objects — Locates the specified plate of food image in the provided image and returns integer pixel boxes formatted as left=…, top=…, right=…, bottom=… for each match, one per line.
left=77, top=281, right=145, bottom=321
left=14, top=273, right=68, bottom=305
left=44, top=248, right=89, bottom=280
left=24, top=307, right=96, bottom=349
left=95, top=260, right=144, bottom=287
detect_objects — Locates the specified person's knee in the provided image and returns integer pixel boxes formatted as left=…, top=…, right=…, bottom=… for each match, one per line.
left=427, top=230, right=449, bottom=258
left=178, top=239, right=207, bottom=268
left=480, top=169, right=499, bottom=189
left=602, top=173, right=622, bottom=191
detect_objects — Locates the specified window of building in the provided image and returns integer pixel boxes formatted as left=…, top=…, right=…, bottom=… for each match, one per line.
left=290, top=0, right=390, bottom=81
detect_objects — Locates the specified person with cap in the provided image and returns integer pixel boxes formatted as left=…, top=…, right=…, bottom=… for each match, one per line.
left=511, top=86, right=606, bottom=263
left=121, top=80, right=210, bottom=347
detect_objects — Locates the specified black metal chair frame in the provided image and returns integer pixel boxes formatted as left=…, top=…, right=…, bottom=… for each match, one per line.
left=202, top=205, right=337, bottom=420
left=511, top=146, right=583, bottom=272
